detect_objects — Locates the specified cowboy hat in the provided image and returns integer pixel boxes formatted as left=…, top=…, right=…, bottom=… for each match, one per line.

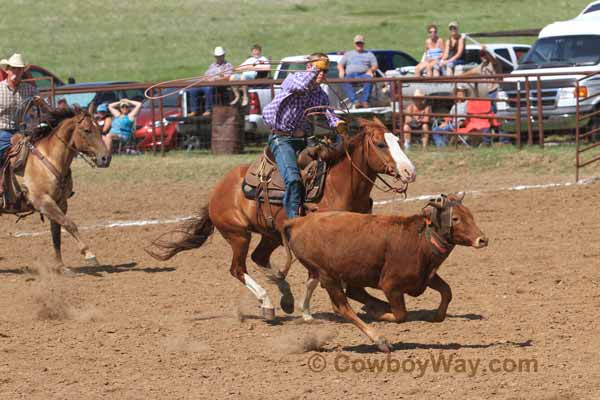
left=414, top=89, right=425, bottom=97
left=213, top=46, right=226, bottom=56
left=0, top=53, right=27, bottom=70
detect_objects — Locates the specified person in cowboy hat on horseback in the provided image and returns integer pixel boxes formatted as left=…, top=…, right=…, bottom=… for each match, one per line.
left=0, top=53, right=50, bottom=164
left=262, top=52, right=348, bottom=219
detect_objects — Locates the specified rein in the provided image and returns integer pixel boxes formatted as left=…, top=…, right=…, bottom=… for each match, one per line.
left=48, top=114, right=98, bottom=168
left=302, top=107, right=408, bottom=195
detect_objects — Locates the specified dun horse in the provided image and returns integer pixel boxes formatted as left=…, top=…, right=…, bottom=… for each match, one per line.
left=1, top=105, right=111, bottom=272
left=147, top=118, right=416, bottom=319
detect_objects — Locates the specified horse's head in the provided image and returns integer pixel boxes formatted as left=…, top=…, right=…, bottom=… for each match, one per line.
left=357, top=118, right=416, bottom=184
left=72, top=103, right=111, bottom=168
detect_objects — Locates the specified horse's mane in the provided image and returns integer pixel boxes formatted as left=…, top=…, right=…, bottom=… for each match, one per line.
left=30, top=109, right=78, bottom=141
left=323, top=119, right=379, bottom=166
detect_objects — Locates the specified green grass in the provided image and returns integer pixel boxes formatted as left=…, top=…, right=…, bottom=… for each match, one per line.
left=72, top=145, right=599, bottom=186
left=0, top=0, right=590, bottom=82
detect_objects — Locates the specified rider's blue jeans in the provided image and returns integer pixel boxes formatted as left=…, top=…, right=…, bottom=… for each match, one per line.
left=0, top=129, right=16, bottom=163
left=268, top=134, right=305, bottom=219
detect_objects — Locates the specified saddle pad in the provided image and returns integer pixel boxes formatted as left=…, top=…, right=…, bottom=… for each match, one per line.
left=242, top=154, right=328, bottom=205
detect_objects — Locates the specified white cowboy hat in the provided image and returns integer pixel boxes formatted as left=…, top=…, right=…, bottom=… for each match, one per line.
left=213, top=46, right=226, bottom=56
left=414, top=89, right=425, bottom=97
left=0, top=53, right=27, bottom=70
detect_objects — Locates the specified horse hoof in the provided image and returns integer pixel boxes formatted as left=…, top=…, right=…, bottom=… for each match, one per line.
left=302, top=313, right=314, bottom=322
left=280, top=293, right=295, bottom=314
left=261, top=307, right=276, bottom=321
left=85, top=256, right=100, bottom=267
left=376, top=336, right=392, bottom=353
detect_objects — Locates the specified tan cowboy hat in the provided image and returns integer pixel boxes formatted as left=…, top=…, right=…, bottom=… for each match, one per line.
left=0, top=53, right=27, bottom=70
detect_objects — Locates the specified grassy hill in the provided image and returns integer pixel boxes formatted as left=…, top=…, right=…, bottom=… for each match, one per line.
left=0, top=0, right=591, bottom=83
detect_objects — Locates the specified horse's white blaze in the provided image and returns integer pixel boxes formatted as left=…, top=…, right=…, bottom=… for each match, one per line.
left=384, top=132, right=416, bottom=180
left=244, top=273, right=274, bottom=309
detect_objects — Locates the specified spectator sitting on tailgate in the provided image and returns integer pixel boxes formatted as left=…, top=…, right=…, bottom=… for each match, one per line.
left=432, top=86, right=468, bottom=147
left=403, top=89, right=431, bottom=150
left=440, top=22, right=465, bottom=76
left=415, top=24, right=445, bottom=77
left=229, top=44, right=269, bottom=107
left=337, top=34, right=378, bottom=108
left=107, top=98, right=141, bottom=152
left=188, top=46, right=233, bottom=117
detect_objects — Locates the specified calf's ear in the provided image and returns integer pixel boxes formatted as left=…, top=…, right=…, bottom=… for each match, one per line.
left=428, top=195, right=446, bottom=209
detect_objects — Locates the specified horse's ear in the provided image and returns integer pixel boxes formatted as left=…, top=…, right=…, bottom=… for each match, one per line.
left=73, top=104, right=83, bottom=114
left=371, top=117, right=386, bottom=128
left=87, top=102, right=96, bottom=115
left=356, top=117, right=371, bottom=127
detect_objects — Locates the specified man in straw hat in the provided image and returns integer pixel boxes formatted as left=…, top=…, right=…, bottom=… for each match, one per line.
left=402, top=89, right=431, bottom=150
left=188, top=46, right=233, bottom=117
left=0, top=53, right=49, bottom=163
left=262, top=52, right=348, bottom=219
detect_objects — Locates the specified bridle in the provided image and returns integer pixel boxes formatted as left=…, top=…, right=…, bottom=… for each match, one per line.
left=50, top=113, right=99, bottom=169
left=422, top=194, right=464, bottom=257
left=25, top=113, right=99, bottom=192
left=344, top=130, right=409, bottom=195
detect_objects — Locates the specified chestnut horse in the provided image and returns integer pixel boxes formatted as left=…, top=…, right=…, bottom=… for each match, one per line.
left=147, top=118, right=416, bottom=319
left=1, top=106, right=111, bottom=272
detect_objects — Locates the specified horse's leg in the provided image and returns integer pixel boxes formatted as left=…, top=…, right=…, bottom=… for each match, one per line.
left=35, top=195, right=99, bottom=266
left=346, top=286, right=391, bottom=314
left=50, top=197, right=70, bottom=272
left=251, top=235, right=294, bottom=314
left=224, top=231, right=276, bottom=320
left=50, top=220, right=63, bottom=269
left=300, top=269, right=319, bottom=321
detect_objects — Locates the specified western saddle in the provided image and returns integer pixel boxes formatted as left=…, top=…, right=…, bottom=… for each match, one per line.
left=0, top=133, right=31, bottom=213
left=242, top=143, right=336, bottom=227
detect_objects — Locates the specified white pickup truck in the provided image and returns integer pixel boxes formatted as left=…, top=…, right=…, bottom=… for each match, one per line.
left=496, top=3, right=600, bottom=133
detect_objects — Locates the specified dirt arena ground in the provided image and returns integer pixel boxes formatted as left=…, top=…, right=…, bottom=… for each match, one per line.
left=1, top=157, right=600, bottom=399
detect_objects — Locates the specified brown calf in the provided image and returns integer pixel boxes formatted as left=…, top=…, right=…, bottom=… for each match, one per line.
left=281, top=193, right=487, bottom=352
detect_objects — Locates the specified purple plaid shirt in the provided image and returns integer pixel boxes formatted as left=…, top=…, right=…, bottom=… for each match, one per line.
left=263, top=70, right=339, bottom=133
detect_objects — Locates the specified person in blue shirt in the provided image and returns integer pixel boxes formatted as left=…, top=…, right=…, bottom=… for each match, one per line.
left=107, top=98, right=141, bottom=152
left=337, top=35, right=378, bottom=109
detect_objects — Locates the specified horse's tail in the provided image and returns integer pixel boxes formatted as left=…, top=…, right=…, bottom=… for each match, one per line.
left=145, top=205, right=214, bottom=261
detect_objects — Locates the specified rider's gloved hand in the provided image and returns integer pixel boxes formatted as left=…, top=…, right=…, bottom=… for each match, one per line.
left=311, top=57, right=330, bottom=72
left=335, top=120, right=348, bottom=137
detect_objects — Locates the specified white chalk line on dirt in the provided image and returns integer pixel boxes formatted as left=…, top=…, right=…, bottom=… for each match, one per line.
left=9, top=217, right=192, bottom=238
left=8, top=177, right=599, bottom=239
left=373, top=176, right=600, bottom=206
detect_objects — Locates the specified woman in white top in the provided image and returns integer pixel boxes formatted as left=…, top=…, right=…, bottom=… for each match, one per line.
left=414, top=24, right=445, bottom=77
left=230, top=44, right=270, bottom=106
